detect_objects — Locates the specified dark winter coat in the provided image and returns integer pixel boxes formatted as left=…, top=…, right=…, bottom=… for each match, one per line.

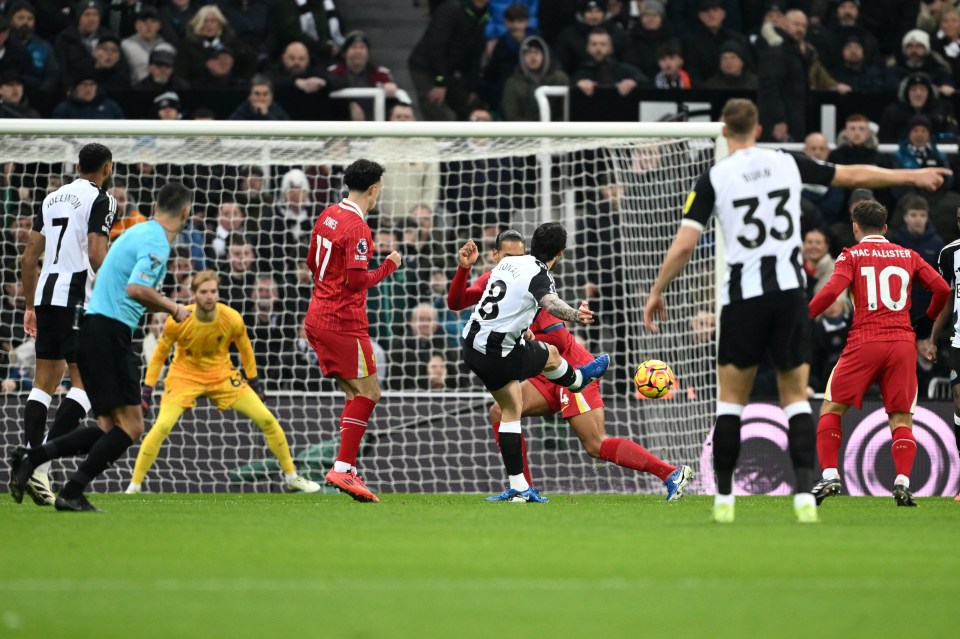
left=408, top=0, right=490, bottom=91
left=51, top=92, right=125, bottom=119
left=502, top=36, right=568, bottom=121
left=757, top=27, right=808, bottom=141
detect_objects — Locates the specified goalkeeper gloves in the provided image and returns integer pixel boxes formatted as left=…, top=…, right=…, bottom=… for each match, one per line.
left=141, top=385, right=154, bottom=417
left=247, top=377, right=265, bottom=401
left=912, top=314, right=934, bottom=341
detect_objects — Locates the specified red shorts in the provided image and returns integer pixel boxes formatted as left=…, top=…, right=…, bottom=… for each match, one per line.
left=825, top=341, right=918, bottom=414
left=306, top=327, right=377, bottom=380
left=528, top=374, right=604, bottom=419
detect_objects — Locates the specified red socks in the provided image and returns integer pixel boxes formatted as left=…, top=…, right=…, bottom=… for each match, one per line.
left=817, top=412, right=843, bottom=470
left=492, top=421, right=532, bottom=485
left=336, top=396, right=375, bottom=466
left=891, top=426, right=917, bottom=478
left=599, top=438, right=677, bottom=481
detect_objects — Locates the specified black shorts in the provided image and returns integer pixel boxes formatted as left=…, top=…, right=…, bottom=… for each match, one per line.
left=463, top=340, right=550, bottom=392
left=950, top=347, right=960, bottom=386
left=77, top=314, right=141, bottom=416
left=35, top=305, right=82, bottom=362
left=718, top=289, right=809, bottom=370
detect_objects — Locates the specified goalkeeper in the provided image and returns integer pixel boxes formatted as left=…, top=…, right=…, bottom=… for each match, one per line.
left=125, top=270, right=320, bottom=494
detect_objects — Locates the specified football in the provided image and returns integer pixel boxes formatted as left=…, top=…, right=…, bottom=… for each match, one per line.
left=634, top=359, right=676, bottom=399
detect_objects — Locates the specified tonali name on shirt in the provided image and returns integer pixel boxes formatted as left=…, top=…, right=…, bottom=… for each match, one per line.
left=496, top=260, right=523, bottom=279
left=849, top=248, right=912, bottom=259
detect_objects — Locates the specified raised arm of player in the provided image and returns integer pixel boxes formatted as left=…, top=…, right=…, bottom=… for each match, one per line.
left=832, top=164, right=951, bottom=191
left=144, top=317, right=179, bottom=387
left=643, top=224, right=702, bottom=333
left=533, top=315, right=573, bottom=351
left=447, top=240, right=483, bottom=311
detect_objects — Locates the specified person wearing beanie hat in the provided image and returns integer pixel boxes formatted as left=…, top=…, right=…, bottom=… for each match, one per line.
left=136, top=43, right=190, bottom=92
left=0, top=67, right=40, bottom=118
left=121, top=5, right=171, bottom=84
left=628, top=0, right=677, bottom=78
left=894, top=113, right=950, bottom=172
left=92, top=32, right=132, bottom=92
left=7, top=3, right=60, bottom=95
left=52, top=70, right=125, bottom=119
left=154, top=90, right=181, bottom=120
left=684, top=0, right=750, bottom=84
left=481, top=4, right=534, bottom=111
left=503, top=34, right=568, bottom=121
left=407, top=0, right=491, bottom=120
left=641, top=0, right=665, bottom=17
left=887, top=27, right=956, bottom=98
left=828, top=34, right=885, bottom=92
left=325, top=31, right=396, bottom=120
left=53, top=0, right=113, bottom=91
left=879, top=71, right=959, bottom=143
left=705, top=39, right=758, bottom=89
left=553, top=0, right=631, bottom=75
left=822, top=0, right=883, bottom=70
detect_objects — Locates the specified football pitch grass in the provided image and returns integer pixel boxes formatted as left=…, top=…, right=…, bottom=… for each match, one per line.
left=1, top=494, right=957, bottom=639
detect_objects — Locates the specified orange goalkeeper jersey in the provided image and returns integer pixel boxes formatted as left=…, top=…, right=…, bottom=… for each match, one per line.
left=145, top=303, right=258, bottom=386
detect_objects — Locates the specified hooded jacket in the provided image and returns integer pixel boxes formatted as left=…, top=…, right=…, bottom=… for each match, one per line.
left=502, top=35, right=568, bottom=121
left=879, top=73, right=959, bottom=143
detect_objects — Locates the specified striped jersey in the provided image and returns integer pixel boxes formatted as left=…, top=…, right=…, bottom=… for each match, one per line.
left=682, top=147, right=836, bottom=306
left=462, top=255, right=556, bottom=356
left=937, top=238, right=960, bottom=347
left=87, top=219, right=170, bottom=331
left=32, top=179, right=116, bottom=308
left=304, top=199, right=375, bottom=337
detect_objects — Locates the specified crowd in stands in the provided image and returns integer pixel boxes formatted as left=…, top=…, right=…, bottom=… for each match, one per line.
left=3, top=0, right=960, bottom=400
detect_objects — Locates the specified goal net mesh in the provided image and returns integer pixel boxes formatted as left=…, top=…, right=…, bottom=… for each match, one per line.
left=0, top=128, right=719, bottom=494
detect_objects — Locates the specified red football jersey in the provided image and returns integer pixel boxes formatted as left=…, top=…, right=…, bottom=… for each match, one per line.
left=531, top=310, right=594, bottom=367
left=305, top=199, right=375, bottom=336
left=811, top=236, right=946, bottom=348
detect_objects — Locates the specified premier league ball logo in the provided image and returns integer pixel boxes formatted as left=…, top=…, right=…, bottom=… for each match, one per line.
left=356, top=238, right=368, bottom=255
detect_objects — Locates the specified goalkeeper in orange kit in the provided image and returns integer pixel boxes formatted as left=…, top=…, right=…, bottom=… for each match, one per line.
left=125, top=270, right=320, bottom=494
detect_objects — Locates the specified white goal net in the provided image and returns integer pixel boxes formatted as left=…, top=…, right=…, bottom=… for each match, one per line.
left=0, top=120, right=723, bottom=495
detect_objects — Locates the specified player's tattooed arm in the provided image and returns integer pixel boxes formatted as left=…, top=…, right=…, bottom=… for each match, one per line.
left=539, top=294, right=595, bottom=325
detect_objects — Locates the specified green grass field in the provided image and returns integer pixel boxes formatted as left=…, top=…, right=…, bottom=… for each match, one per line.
left=1, top=494, right=957, bottom=639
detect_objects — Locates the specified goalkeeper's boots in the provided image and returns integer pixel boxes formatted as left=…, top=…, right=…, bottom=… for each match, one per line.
left=711, top=503, right=734, bottom=524
left=125, top=483, right=142, bottom=495
left=325, top=469, right=380, bottom=503
left=570, top=354, right=610, bottom=393
left=25, top=468, right=55, bottom=506
left=485, top=486, right=548, bottom=503
left=893, top=483, right=917, bottom=507
left=55, top=493, right=101, bottom=512
left=664, top=465, right=693, bottom=502
left=7, top=446, right=36, bottom=504
left=285, top=474, right=321, bottom=493
left=811, top=476, right=842, bottom=506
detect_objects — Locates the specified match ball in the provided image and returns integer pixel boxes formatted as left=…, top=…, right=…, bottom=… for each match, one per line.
left=634, top=360, right=676, bottom=399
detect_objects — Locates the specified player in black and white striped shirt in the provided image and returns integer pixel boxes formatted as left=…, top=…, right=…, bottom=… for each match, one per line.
left=926, top=213, right=960, bottom=499
left=462, top=223, right=610, bottom=502
left=643, top=99, right=949, bottom=523
left=15, top=143, right=116, bottom=506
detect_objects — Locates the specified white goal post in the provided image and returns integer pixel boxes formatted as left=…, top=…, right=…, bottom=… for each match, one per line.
left=0, top=119, right=725, bottom=495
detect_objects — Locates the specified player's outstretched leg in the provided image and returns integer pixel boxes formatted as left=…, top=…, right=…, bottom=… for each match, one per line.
left=230, top=392, right=320, bottom=493
left=8, top=426, right=105, bottom=503
left=127, top=403, right=185, bottom=494
left=542, top=353, right=610, bottom=394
